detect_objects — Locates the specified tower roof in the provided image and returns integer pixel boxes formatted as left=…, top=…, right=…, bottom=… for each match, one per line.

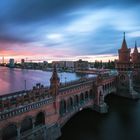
left=50, top=63, right=60, bottom=81
left=121, top=32, right=128, bottom=50
left=133, top=41, right=139, bottom=54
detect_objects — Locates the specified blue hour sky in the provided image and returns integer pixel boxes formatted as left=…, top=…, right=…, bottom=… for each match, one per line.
left=0, top=0, right=140, bottom=62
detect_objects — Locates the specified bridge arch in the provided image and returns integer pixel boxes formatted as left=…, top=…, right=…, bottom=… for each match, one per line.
left=2, top=123, right=17, bottom=140
left=80, top=93, right=84, bottom=104
left=89, top=89, right=93, bottom=99
left=35, top=111, right=45, bottom=126
left=74, top=95, right=79, bottom=106
left=20, top=116, right=33, bottom=133
left=85, top=91, right=89, bottom=100
left=67, top=97, right=74, bottom=111
left=60, top=100, right=67, bottom=115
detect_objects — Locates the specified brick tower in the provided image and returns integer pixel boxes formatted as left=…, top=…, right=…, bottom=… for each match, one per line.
left=50, top=64, right=60, bottom=96
left=116, top=33, right=139, bottom=99
left=131, top=41, right=140, bottom=91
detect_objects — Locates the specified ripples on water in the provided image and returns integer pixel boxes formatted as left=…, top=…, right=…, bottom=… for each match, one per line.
left=59, top=95, right=140, bottom=140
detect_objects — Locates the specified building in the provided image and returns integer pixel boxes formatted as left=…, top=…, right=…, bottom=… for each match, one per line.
left=115, top=32, right=140, bottom=97
left=74, top=59, right=89, bottom=71
left=21, top=59, right=25, bottom=65
left=52, top=61, right=75, bottom=71
left=9, top=58, right=15, bottom=68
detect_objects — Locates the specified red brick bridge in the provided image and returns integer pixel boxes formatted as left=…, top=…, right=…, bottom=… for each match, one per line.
left=0, top=66, right=117, bottom=140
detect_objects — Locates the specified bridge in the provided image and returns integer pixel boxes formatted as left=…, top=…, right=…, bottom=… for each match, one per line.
left=0, top=67, right=117, bottom=140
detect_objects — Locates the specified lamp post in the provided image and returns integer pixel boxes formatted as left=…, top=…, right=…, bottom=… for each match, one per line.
left=65, top=77, right=67, bottom=85
left=24, top=80, right=27, bottom=91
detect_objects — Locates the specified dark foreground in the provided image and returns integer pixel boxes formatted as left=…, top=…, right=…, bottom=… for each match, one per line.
left=58, top=95, right=140, bottom=140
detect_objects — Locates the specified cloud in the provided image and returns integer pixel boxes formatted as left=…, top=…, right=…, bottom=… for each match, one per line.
left=0, top=0, right=140, bottom=61
left=128, top=31, right=140, bottom=38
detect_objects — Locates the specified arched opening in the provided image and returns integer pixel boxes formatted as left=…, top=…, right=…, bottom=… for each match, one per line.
left=2, top=124, right=17, bottom=140
left=60, top=100, right=67, bottom=115
left=120, top=74, right=125, bottom=81
left=80, top=93, right=84, bottom=104
left=89, top=90, right=93, bottom=99
left=74, top=95, right=79, bottom=106
left=85, top=91, right=89, bottom=101
left=67, top=97, right=73, bottom=111
left=35, top=112, right=45, bottom=126
left=20, top=117, right=33, bottom=133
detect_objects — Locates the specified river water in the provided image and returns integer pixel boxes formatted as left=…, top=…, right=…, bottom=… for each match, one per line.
left=59, top=95, right=140, bottom=140
left=0, top=66, right=93, bottom=95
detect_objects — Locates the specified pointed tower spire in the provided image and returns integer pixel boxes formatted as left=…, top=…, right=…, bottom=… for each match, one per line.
left=50, top=63, right=60, bottom=96
left=121, top=32, right=128, bottom=50
left=50, top=63, right=60, bottom=82
left=134, top=41, right=138, bottom=54
left=124, top=32, right=125, bottom=39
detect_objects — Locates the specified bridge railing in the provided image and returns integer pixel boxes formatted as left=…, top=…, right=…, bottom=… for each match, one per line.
left=60, top=77, right=96, bottom=88
left=59, top=77, right=96, bottom=92
left=0, top=97, right=54, bottom=121
left=20, top=125, right=46, bottom=139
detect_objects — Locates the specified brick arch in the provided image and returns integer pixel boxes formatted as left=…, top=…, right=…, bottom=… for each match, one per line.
left=74, top=95, right=79, bottom=106
left=67, top=97, right=74, bottom=111
left=85, top=91, right=89, bottom=100
left=35, top=111, right=45, bottom=126
left=2, top=123, right=17, bottom=140
left=80, top=93, right=84, bottom=104
left=89, top=89, right=93, bottom=98
left=59, top=99, right=67, bottom=115
left=20, top=116, right=33, bottom=133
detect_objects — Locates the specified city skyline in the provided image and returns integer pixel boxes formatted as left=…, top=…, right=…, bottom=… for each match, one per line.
left=0, top=0, right=140, bottom=62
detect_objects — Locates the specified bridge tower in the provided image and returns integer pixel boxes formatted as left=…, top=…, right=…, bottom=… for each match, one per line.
left=50, top=64, right=60, bottom=96
left=131, top=41, right=140, bottom=86
left=50, top=64, right=61, bottom=115
left=116, top=33, right=140, bottom=99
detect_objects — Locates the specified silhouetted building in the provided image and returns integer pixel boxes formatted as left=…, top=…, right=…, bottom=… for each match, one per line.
left=9, top=58, right=15, bottom=68
left=74, top=59, right=89, bottom=70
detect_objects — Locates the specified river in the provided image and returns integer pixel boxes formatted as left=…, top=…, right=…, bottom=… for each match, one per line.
left=0, top=66, right=93, bottom=95
left=59, top=95, right=140, bottom=140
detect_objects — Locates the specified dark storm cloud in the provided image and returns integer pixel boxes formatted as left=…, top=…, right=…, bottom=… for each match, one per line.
left=0, top=0, right=140, bottom=59
left=1, top=0, right=140, bottom=24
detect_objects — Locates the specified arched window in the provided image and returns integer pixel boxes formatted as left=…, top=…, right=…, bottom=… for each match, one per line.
left=2, top=124, right=17, bottom=140
left=89, top=90, right=93, bottom=99
left=80, top=93, right=84, bottom=104
left=35, top=112, right=45, bottom=126
left=74, top=95, right=79, bottom=106
left=85, top=91, right=89, bottom=100
left=67, top=97, right=73, bottom=111
left=60, top=100, right=67, bottom=115
left=20, top=117, right=33, bottom=133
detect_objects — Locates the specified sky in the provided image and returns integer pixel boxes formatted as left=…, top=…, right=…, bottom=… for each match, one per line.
left=0, top=0, right=140, bottom=62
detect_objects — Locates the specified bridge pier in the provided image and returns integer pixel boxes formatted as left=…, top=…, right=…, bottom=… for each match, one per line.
left=93, top=102, right=108, bottom=114
left=93, top=87, right=108, bottom=113
left=46, top=124, right=61, bottom=140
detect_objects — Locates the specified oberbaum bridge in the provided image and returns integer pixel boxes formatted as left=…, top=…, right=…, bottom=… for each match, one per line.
left=0, top=33, right=140, bottom=140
